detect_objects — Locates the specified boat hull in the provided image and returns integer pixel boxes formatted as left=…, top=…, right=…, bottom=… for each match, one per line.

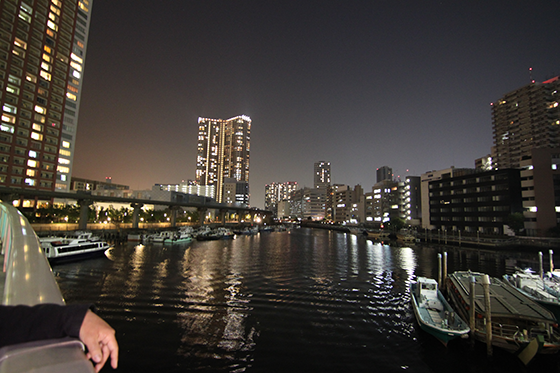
left=48, top=246, right=109, bottom=264
left=410, top=282, right=469, bottom=345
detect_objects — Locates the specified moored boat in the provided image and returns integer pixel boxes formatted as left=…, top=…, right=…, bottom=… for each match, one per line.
left=445, top=271, right=560, bottom=361
left=410, top=277, right=469, bottom=345
left=40, top=232, right=110, bottom=264
left=503, top=271, right=560, bottom=322
left=146, top=230, right=175, bottom=243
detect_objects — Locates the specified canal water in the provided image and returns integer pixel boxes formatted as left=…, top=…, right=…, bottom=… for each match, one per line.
left=52, top=228, right=560, bottom=372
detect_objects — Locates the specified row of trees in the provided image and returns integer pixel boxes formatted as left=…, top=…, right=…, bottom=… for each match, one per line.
left=22, top=205, right=199, bottom=225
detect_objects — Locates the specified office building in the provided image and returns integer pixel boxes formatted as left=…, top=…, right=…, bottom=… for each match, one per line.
left=0, top=0, right=93, bottom=192
left=196, top=115, right=251, bottom=204
left=403, top=176, right=421, bottom=225
left=365, top=179, right=403, bottom=225
left=492, top=76, right=560, bottom=169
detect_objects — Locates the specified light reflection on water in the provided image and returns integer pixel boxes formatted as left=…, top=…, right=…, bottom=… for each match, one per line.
left=53, top=228, right=559, bottom=372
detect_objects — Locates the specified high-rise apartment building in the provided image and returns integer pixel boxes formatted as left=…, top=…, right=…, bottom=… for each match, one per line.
left=196, top=115, right=251, bottom=204
left=0, top=0, right=93, bottom=192
left=492, top=76, right=560, bottom=169
left=264, top=181, right=298, bottom=215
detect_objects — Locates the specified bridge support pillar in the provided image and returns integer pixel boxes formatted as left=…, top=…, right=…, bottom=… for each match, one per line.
left=198, top=207, right=207, bottom=226
left=219, top=209, right=227, bottom=226
left=169, top=206, right=179, bottom=227
left=77, top=199, right=92, bottom=231
left=131, top=203, right=143, bottom=229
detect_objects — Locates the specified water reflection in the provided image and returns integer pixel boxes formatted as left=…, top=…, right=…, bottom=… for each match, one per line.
left=51, top=228, right=560, bottom=373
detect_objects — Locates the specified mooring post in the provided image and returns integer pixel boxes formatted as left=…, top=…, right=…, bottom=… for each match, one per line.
left=438, top=253, right=442, bottom=288
left=443, top=252, right=448, bottom=285
left=469, top=275, right=476, bottom=348
left=539, top=251, right=544, bottom=279
left=481, top=274, right=492, bottom=357
left=549, top=249, right=554, bottom=273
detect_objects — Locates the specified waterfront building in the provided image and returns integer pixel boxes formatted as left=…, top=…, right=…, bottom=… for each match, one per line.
left=492, top=76, right=560, bottom=169
left=519, top=147, right=560, bottom=236
left=376, top=166, right=393, bottom=183
left=196, top=115, right=251, bottom=204
left=0, top=0, right=93, bottom=194
left=421, top=167, right=476, bottom=229
left=427, top=168, right=522, bottom=235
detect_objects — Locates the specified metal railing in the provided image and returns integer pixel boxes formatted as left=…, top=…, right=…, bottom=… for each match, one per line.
left=0, top=201, right=94, bottom=373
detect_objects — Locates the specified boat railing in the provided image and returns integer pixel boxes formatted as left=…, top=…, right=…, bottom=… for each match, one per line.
left=0, top=201, right=94, bottom=373
left=489, top=322, right=520, bottom=339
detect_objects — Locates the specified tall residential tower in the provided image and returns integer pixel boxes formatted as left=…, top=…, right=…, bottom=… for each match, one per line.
left=0, top=0, right=93, bottom=192
left=196, top=115, right=251, bottom=204
left=492, top=76, right=560, bottom=169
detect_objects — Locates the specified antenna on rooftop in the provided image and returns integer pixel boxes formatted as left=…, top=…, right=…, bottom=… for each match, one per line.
left=529, top=67, right=535, bottom=83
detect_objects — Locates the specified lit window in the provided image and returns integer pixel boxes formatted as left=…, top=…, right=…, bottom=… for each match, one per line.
left=27, top=160, right=37, bottom=168
left=34, top=105, right=46, bottom=114
left=70, top=61, right=82, bottom=72
left=26, top=169, right=36, bottom=177
left=32, top=123, right=43, bottom=131
left=29, top=151, right=37, bottom=158
left=1, top=124, right=14, bottom=133
left=44, top=46, right=52, bottom=54
left=57, top=166, right=69, bottom=173
left=26, top=73, right=37, bottom=83
left=1, top=114, right=16, bottom=124
left=62, top=141, right=70, bottom=148
left=58, top=157, right=70, bottom=165
left=40, top=71, right=52, bottom=81
left=72, top=70, right=81, bottom=79
left=41, top=62, right=52, bottom=72
left=59, top=149, right=71, bottom=156
left=6, top=85, right=20, bottom=95
left=50, top=5, right=60, bottom=15
left=66, top=92, right=77, bottom=101
left=24, top=178, right=36, bottom=186
left=70, top=53, right=83, bottom=64
left=31, top=132, right=43, bottom=141
left=42, top=53, right=52, bottom=63
left=3, top=104, right=17, bottom=114
left=14, top=37, right=27, bottom=50
left=19, top=11, right=32, bottom=23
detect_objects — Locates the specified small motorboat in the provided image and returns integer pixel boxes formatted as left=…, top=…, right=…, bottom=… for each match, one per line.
left=410, top=277, right=470, bottom=345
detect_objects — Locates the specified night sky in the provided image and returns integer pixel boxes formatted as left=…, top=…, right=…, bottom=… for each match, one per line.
left=74, top=1, right=560, bottom=208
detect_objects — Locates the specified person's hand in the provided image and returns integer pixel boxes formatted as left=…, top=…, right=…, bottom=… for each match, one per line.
left=79, top=310, right=119, bottom=372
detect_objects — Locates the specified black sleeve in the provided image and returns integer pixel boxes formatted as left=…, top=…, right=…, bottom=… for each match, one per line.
left=0, top=304, right=91, bottom=348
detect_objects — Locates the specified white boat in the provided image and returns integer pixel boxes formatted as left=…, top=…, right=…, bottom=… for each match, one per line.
left=146, top=230, right=175, bottom=243
left=215, top=227, right=235, bottom=239
left=164, top=227, right=194, bottom=243
left=410, top=277, right=470, bottom=345
left=40, top=232, right=110, bottom=264
left=503, top=271, right=560, bottom=322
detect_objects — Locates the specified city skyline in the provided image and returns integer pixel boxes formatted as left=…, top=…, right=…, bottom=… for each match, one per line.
left=72, top=1, right=560, bottom=208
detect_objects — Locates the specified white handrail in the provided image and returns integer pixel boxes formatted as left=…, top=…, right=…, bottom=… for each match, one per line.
left=0, top=201, right=94, bottom=373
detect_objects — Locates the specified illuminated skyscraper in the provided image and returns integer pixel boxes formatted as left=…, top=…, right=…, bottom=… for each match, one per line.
left=0, top=0, right=93, bottom=192
left=492, top=76, right=560, bottom=169
left=196, top=115, right=251, bottom=204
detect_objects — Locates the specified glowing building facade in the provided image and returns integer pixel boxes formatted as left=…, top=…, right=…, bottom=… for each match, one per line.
left=196, top=115, right=251, bottom=204
left=0, top=0, right=93, bottom=192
